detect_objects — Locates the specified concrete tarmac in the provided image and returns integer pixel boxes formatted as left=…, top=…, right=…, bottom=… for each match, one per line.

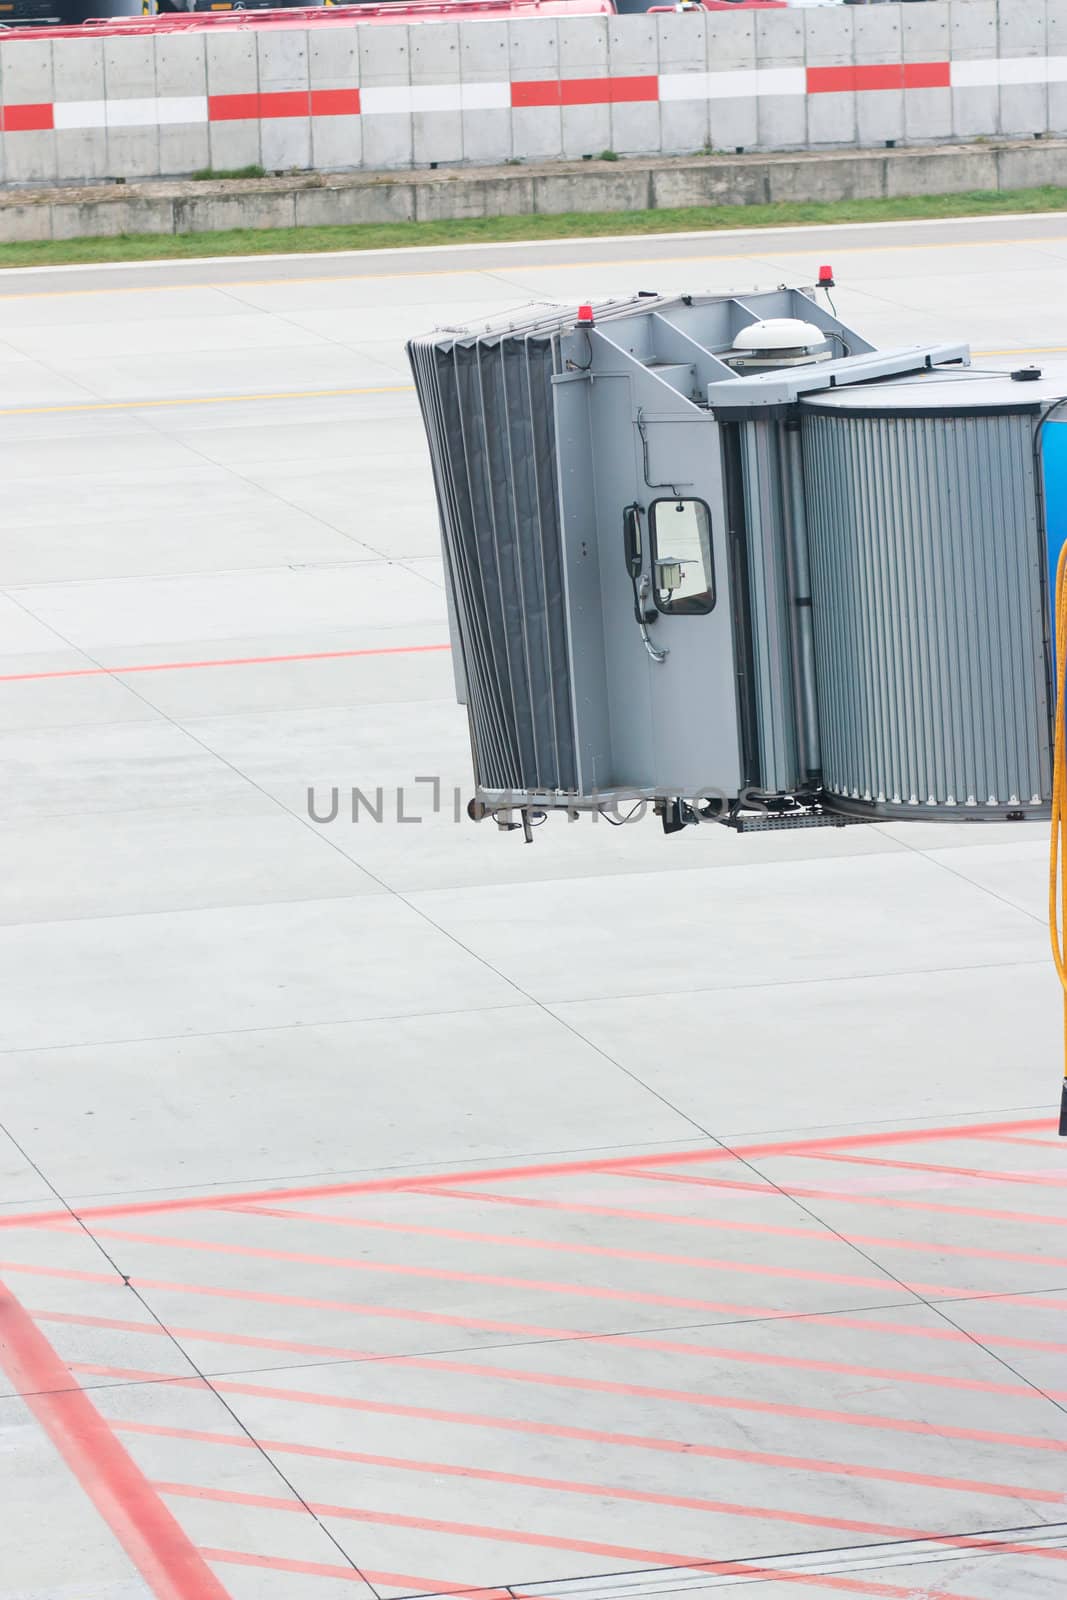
left=0, top=214, right=1066, bottom=1600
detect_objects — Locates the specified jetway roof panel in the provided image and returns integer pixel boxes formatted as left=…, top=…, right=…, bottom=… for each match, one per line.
left=409, top=296, right=654, bottom=348
left=802, top=362, right=1067, bottom=416
left=410, top=287, right=836, bottom=353
left=705, top=344, right=971, bottom=413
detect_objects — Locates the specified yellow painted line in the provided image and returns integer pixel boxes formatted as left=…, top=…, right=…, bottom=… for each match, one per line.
left=0, top=383, right=414, bottom=418
left=2, top=344, right=1062, bottom=419
left=1, top=232, right=1066, bottom=302
left=1, top=351, right=1062, bottom=419
left=973, top=345, right=1067, bottom=356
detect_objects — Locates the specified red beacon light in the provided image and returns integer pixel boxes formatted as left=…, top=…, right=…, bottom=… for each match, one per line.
left=576, top=304, right=595, bottom=327
left=817, top=264, right=835, bottom=289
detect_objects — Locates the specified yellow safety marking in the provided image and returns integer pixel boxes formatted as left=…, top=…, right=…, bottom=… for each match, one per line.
left=1, top=227, right=1066, bottom=302
left=0, top=383, right=414, bottom=418
left=1049, top=541, right=1067, bottom=1135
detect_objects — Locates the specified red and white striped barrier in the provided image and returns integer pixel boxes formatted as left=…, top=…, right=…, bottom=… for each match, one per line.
left=0, top=3, right=1062, bottom=186
left=4, top=56, right=1067, bottom=136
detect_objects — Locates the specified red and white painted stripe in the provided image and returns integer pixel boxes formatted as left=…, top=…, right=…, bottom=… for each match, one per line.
left=2, top=55, right=1066, bottom=133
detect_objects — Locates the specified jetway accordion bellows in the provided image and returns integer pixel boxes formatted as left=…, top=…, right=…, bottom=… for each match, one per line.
left=408, top=327, right=578, bottom=795
left=801, top=398, right=1050, bottom=817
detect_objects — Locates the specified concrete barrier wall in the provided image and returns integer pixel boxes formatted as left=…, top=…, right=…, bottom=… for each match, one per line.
left=1, top=0, right=1066, bottom=186
left=5, top=140, right=1065, bottom=242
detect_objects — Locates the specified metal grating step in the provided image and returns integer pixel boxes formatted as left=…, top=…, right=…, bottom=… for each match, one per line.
left=728, top=809, right=873, bottom=833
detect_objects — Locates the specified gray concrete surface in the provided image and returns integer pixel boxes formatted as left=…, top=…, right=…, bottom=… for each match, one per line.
left=0, top=214, right=1066, bottom=1600
left=3, top=141, right=1067, bottom=242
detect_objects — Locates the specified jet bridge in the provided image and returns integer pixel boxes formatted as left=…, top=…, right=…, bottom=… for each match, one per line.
left=408, top=286, right=1065, bottom=835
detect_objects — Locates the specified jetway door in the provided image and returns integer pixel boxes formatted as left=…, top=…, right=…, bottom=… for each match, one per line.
left=587, top=397, right=744, bottom=799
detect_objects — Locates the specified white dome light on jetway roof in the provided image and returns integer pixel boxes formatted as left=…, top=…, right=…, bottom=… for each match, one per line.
left=732, top=318, right=826, bottom=352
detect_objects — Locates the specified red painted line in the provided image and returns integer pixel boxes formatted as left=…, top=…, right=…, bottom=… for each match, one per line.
left=629, top=1168, right=800, bottom=1192
left=510, top=78, right=561, bottom=107
left=608, top=74, right=660, bottom=104
left=202, top=1547, right=506, bottom=1596
left=807, top=64, right=866, bottom=94
left=15, top=1257, right=1067, bottom=1367
left=511, top=75, right=658, bottom=108
left=31, top=1302, right=1067, bottom=1404
left=65, top=1217, right=960, bottom=1301
left=309, top=88, right=361, bottom=118
left=798, top=1312, right=1067, bottom=1356
left=260, top=89, right=312, bottom=120
left=3, top=1259, right=600, bottom=1339
left=0, top=1260, right=122, bottom=1286
left=238, top=1353, right=1067, bottom=1453
left=66, top=1363, right=1066, bottom=1507
left=806, top=61, right=951, bottom=94
left=0, top=1280, right=231, bottom=1600
left=808, top=1151, right=1067, bottom=1189
left=240, top=1192, right=1067, bottom=1272
left=34, top=1300, right=1067, bottom=1388
left=73, top=1360, right=206, bottom=1385
left=573, top=1169, right=1067, bottom=1233
left=561, top=77, right=606, bottom=106
left=199, top=1381, right=1030, bottom=1493
left=208, top=91, right=262, bottom=122
left=0, top=641, right=450, bottom=686
left=157, top=1483, right=988, bottom=1600
left=62, top=1220, right=837, bottom=1310
left=0, top=1146, right=723, bottom=1230
left=564, top=74, right=658, bottom=104
left=204, top=1549, right=364, bottom=1586
left=966, top=1133, right=1066, bottom=1150
left=114, top=1419, right=1067, bottom=1571
left=423, top=1180, right=775, bottom=1213
left=33, top=1306, right=380, bottom=1364
left=230, top=1202, right=948, bottom=1289
left=367, top=1354, right=1067, bottom=1454
left=0, top=1115, right=1049, bottom=1231
left=0, top=101, right=55, bottom=131
left=664, top=1116, right=1051, bottom=1156
left=903, top=60, right=953, bottom=89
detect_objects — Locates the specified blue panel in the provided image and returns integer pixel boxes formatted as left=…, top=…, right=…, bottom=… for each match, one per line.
left=1043, top=419, right=1067, bottom=675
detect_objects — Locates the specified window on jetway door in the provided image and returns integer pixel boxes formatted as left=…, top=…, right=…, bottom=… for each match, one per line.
left=649, top=498, right=715, bottom=616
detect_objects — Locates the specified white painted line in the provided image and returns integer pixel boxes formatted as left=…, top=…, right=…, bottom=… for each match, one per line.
left=153, top=96, right=210, bottom=127
left=755, top=65, right=808, bottom=98
left=53, top=101, right=107, bottom=131
left=360, top=83, right=486, bottom=115
left=952, top=54, right=1067, bottom=88
left=459, top=82, right=511, bottom=112
left=103, top=95, right=208, bottom=129
left=660, top=67, right=807, bottom=103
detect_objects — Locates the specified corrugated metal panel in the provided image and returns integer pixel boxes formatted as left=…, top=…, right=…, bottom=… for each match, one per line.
left=738, top=419, right=801, bottom=795
left=408, top=331, right=578, bottom=796
left=801, top=407, right=1050, bottom=816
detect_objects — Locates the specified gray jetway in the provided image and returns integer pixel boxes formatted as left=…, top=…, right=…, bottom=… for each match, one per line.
left=408, top=287, right=1066, bottom=836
